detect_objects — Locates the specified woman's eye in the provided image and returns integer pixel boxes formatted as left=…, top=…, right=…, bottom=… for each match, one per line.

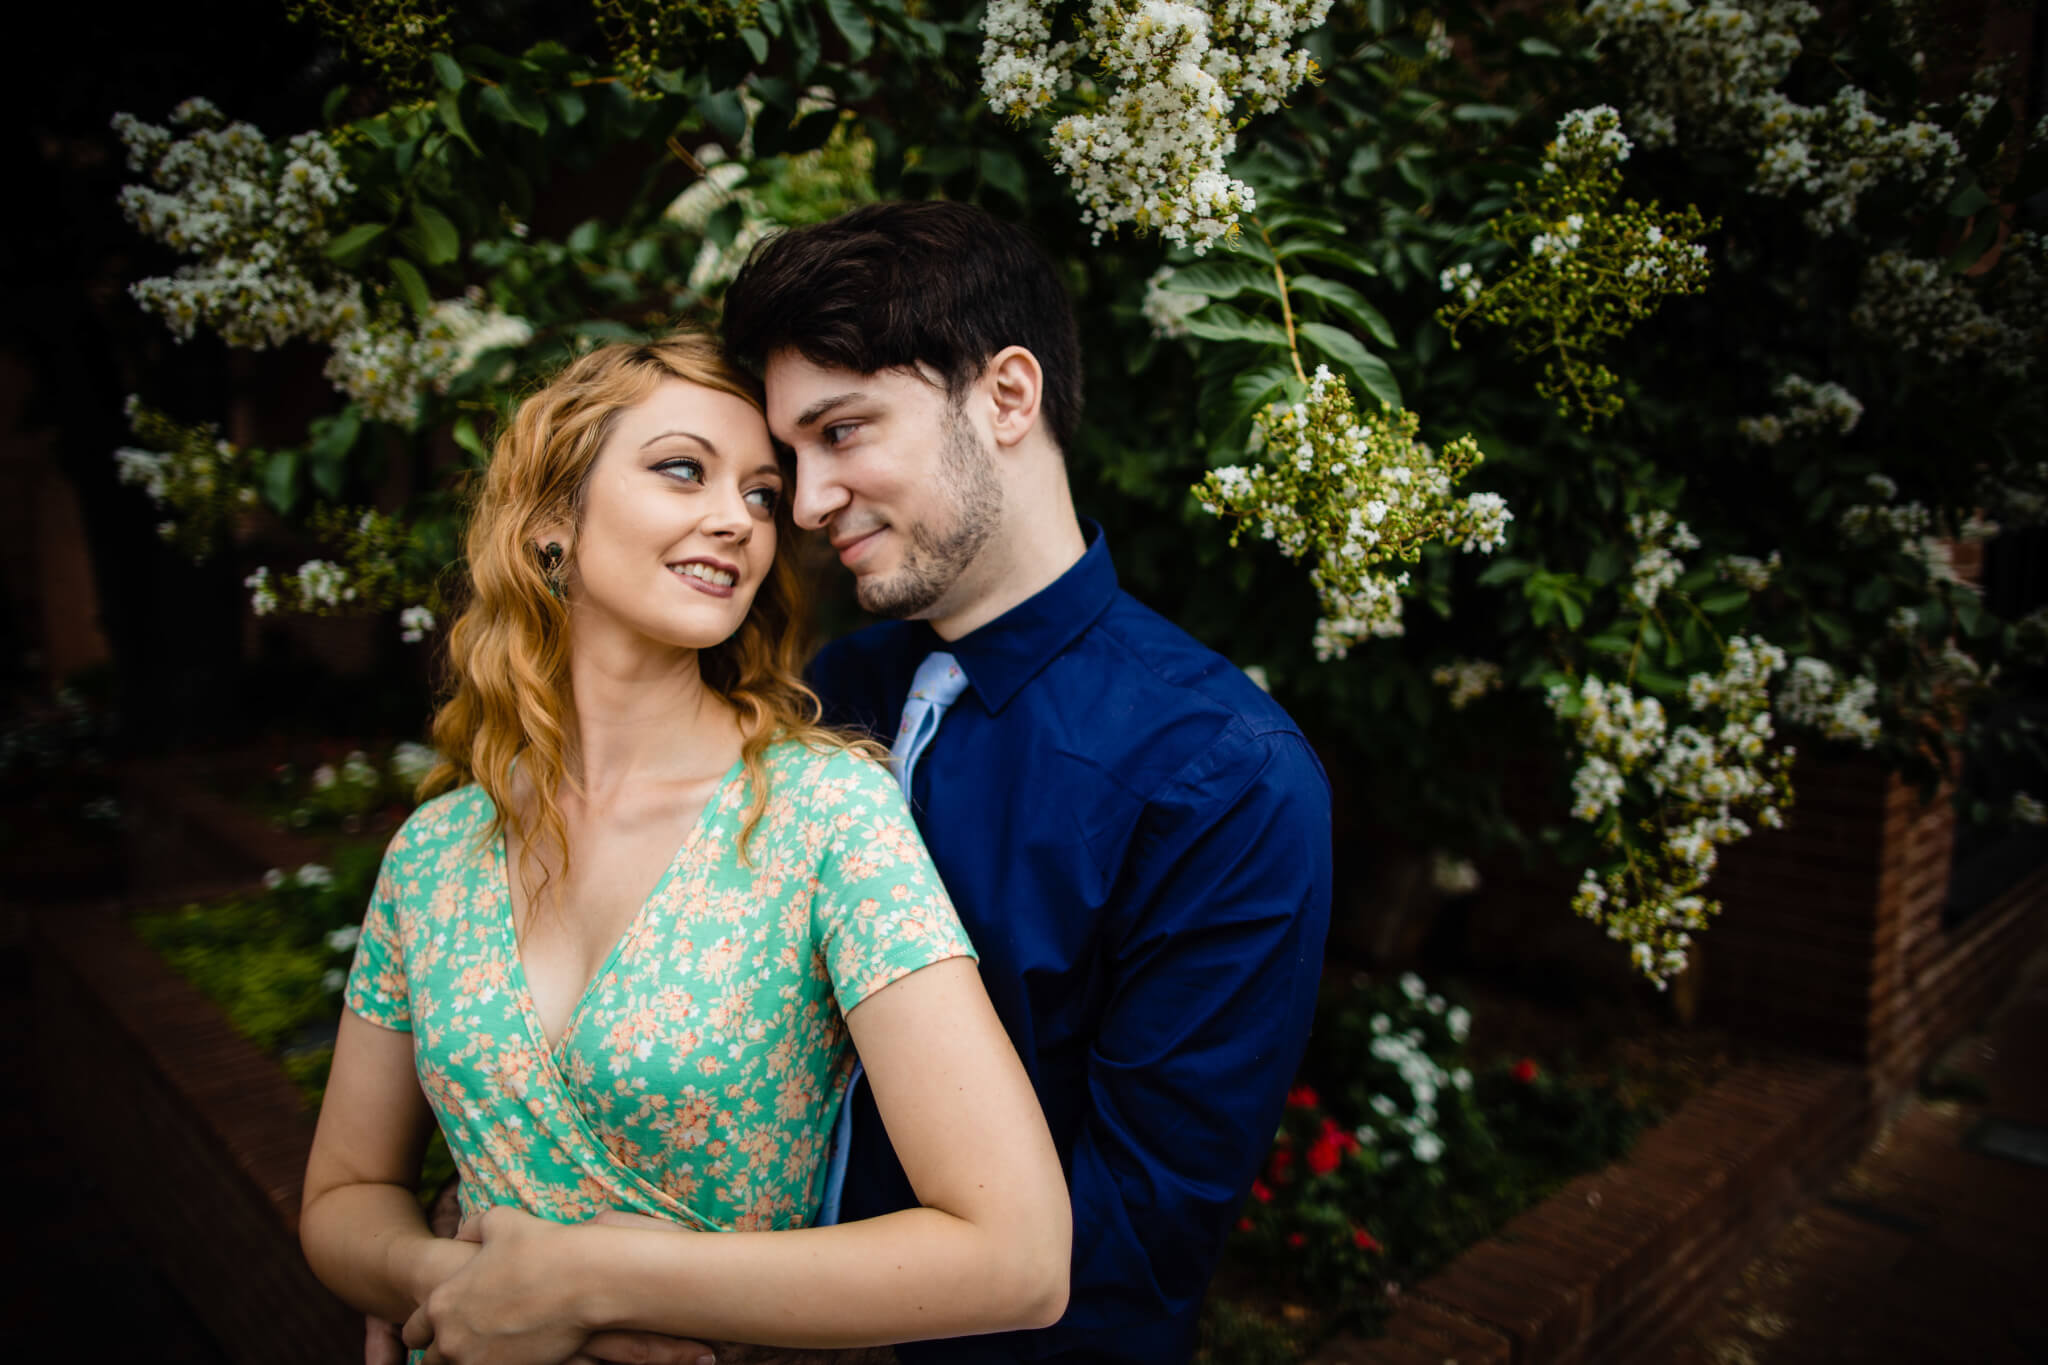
left=744, top=487, right=781, bottom=512
left=655, top=458, right=705, bottom=484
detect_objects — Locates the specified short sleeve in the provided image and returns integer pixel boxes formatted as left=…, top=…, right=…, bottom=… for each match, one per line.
left=344, top=848, right=412, bottom=1032
left=808, top=750, right=976, bottom=1013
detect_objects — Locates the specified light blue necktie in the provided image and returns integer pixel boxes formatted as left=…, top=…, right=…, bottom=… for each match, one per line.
left=817, top=651, right=968, bottom=1225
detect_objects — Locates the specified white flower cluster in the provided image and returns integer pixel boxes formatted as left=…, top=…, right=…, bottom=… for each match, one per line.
left=1141, top=266, right=1207, bottom=338
left=1775, top=656, right=1881, bottom=748
left=982, top=0, right=1333, bottom=251
left=294, top=559, right=357, bottom=609
left=1851, top=248, right=2040, bottom=381
left=1747, top=85, right=1959, bottom=234
left=389, top=740, right=441, bottom=789
left=1552, top=635, right=1795, bottom=983
left=1431, top=658, right=1504, bottom=710
left=1359, top=976, right=1471, bottom=1167
left=245, top=566, right=280, bottom=616
left=1719, top=550, right=1781, bottom=591
left=1581, top=1, right=1961, bottom=236
left=2013, top=792, right=2047, bottom=827
left=1735, top=373, right=1863, bottom=445
left=1626, top=508, right=1699, bottom=612
left=114, top=100, right=365, bottom=350
left=398, top=605, right=437, bottom=644
left=1198, top=367, right=1507, bottom=660
left=1838, top=472, right=1931, bottom=547
left=325, top=298, right=535, bottom=426
left=1438, top=261, right=1483, bottom=306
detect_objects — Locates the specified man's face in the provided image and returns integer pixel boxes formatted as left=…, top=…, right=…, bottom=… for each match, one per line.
left=764, top=350, right=1001, bottom=621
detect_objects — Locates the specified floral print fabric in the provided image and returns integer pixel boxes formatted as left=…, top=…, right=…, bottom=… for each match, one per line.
left=345, top=740, right=974, bottom=1233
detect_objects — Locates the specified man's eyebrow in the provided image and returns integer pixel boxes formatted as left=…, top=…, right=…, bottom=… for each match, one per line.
left=639, top=429, right=716, bottom=455
left=793, top=392, right=865, bottom=428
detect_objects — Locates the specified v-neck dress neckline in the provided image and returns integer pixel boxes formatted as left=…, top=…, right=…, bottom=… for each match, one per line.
left=494, top=756, right=747, bottom=1057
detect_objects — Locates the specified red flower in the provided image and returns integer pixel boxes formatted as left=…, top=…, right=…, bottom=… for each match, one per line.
left=1286, top=1084, right=1320, bottom=1109
left=1512, top=1057, right=1540, bottom=1083
left=1353, top=1226, right=1381, bottom=1253
left=1268, top=1147, right=1294, bottom=1183
left=1287, top=1232, right=1307, bottom=1248
left=1237, top=1217, right=1254, bottom=1233
left=1250, top=1179, right=1274, bottom=1204
left=1305, top=1133, right=1343, bottom=1176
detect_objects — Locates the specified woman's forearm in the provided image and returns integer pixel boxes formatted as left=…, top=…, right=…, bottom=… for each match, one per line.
left=564, top=1205, right=1068, bottom=1348
left=301, top=1182, right=474, bottom=1324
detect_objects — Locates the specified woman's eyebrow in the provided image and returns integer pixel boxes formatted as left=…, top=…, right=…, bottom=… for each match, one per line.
left=748, top=460, right=784, bottom=480
left=639, top=429, right=717, bottom=455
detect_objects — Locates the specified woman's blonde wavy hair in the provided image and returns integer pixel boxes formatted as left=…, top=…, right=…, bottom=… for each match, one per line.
left=420, top=331, right=873, bottom=905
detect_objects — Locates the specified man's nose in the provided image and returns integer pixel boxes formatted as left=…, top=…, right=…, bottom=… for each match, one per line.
left=790, top=459, right=849, bottom=532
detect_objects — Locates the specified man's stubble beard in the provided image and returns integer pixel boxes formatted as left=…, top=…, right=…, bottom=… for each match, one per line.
left=856, top=405, right=1002, bottom=620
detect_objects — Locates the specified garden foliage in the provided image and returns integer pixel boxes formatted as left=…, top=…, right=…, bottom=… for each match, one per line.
left=106, top=1, right=2047, bottom=992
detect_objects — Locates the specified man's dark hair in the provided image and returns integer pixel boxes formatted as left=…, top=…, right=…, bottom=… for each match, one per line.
left=722, top=201, right=1084, bottom=453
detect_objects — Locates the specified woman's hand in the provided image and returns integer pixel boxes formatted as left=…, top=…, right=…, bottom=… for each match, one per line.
left=404, top=1206, right=591, bottom=1365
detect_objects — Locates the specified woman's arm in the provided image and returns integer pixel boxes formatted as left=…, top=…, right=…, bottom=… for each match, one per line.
left=302, top=1009, right=478, bottom=1323
left=408, top=956, right=1069, bottom=1360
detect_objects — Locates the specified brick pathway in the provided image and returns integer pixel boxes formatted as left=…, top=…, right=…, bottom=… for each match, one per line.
left=0, top=923, right=227, bottom=1363
left=1671, top=948, right=2048, bottom=1365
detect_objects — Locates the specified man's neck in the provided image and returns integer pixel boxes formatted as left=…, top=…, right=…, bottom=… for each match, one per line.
left=927, top=466, right=1087, bottom=641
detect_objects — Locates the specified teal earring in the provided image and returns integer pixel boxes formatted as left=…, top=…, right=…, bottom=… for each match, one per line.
left=540, top=541, right=566, bottom=599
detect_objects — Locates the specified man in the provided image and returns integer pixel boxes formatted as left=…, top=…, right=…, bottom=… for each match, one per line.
left=720, top=200, right=1332, bottom=1362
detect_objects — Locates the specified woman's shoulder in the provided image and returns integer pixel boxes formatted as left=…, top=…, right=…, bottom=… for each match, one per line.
left=761, top=733, right=895, bottom=797
left=385, top=783, right=495, bottom=858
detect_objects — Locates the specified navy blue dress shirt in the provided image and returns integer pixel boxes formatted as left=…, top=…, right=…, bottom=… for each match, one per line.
left=810, top=523, right=1333, bottom=1363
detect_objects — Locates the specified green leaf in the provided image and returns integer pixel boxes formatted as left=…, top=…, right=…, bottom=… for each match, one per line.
left=1298, top=322, right=1401, bottom=409
left=1273, top=240, right=1379, bottom=274
left=552, top=89, right=587, bottom=127
left=978, top=148, right=1027, bottom=205
left=1183, top=303, right=1291, bottom=348
left=322, top=84, right=352, bottom=126
left=323, top=223, right=387, bottom=264
left=1586, top=630, right=1633, bottom=654
left=1946, top=180, right=1992, bottom=218
left=1162, top=260, right=1278, bottom=302
left=1223, top=364, right=1292, bottom=432
left=741, top=26, right=770, bottom=62
left=410, top=202, right=461, bottom=265
left=431, top=51, right=465, bottom=92
left=1519, top=36, right=1563, bottom=56
left=567, top=218, right=603, bottom=254
left=823, top=0, right=874, bottom=61
left=1699, top=590, right=1750, bottom=615
left=435, top=88, right=479, bottom=155
left=387, top=257, right=432, bottom=317
left=1289, top=276, right=1396, bottom=348
left=1476, top=556, right=1531, bottom=587
left=1946, top=213, right=1998, bottom=273
left=261, top=448, right=300, bottom=516
left=305, top=407, right=363, bottom=498
left=1451, top=104, right=1518, bottom=124
left=452, top=417, right=488, bottom=462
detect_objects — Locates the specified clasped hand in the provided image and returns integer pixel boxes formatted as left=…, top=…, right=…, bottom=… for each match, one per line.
left=401, top=1206, right=711, bottom=1365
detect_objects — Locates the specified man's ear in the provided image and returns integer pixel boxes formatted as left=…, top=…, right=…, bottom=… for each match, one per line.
left=983, top=346, right=1044, bottom=451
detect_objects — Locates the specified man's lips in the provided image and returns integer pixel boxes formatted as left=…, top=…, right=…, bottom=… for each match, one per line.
left=831, top=526, right=886, bottom=569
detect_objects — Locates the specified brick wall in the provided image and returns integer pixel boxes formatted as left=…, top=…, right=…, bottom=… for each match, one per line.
left=1705, top=752, right=2048, bottom=1112
left=32, top=905, right=359, bottom=1365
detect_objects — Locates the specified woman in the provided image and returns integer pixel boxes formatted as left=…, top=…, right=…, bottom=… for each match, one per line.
left=300, top=334, right=1069, bottom=1365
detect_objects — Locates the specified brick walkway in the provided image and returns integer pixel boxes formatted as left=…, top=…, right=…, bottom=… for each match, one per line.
left=1671, top=947, right=2048, bottom=1365
left=0, top=923, right=227, bottom=1363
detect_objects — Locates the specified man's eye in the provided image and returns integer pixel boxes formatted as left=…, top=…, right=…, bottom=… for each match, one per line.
left=655, top=458, right=704, bottom=483
left=822, top=423, right=856, bottom=448
left=744, top=487, right=780, bottom=511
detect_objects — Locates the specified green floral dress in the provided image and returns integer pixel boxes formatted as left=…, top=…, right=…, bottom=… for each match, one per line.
left=344, top=740, right=975, bottom=1234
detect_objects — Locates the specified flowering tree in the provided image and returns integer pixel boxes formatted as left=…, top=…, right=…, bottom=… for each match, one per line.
left=108, top=0, right=2047, bottom=991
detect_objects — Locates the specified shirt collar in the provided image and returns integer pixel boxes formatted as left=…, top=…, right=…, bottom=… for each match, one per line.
left=923, top=519, right=1118, bottom=716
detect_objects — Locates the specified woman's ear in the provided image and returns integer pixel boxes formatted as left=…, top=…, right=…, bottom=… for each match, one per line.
left=983, top=346, right=1044, bottom=451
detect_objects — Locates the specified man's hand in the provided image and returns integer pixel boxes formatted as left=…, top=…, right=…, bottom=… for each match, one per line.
left=403, top=1205, right=716, bottom=1365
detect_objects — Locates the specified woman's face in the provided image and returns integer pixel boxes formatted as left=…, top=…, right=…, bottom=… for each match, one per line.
left=559, top=377, right=783, bottom=655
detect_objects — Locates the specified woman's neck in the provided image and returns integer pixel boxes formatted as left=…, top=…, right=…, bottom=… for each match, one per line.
left=563, top=627, right=740, bottom=803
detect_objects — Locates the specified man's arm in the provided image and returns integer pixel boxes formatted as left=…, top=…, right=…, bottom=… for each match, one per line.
left=1054, top=730, right=1333, bottom=1359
